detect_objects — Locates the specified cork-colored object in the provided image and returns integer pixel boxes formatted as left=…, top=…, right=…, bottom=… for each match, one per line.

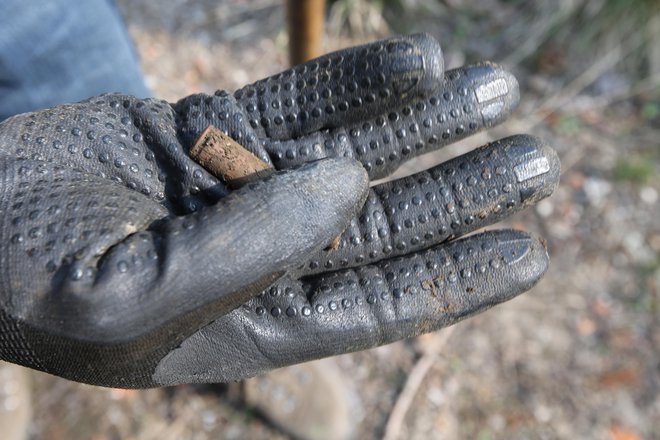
left=190, top=125, right=272, bottom=188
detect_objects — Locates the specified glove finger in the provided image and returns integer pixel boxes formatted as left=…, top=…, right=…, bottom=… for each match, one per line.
left=265, top=62, right=519, bottom=179
left=234, top=33, right=444, bottom=141
left=153, top=229, right=547, bottom=384
left=296, top=134, right=559, bottom=277
left=47, top=157, right=367, bottom=344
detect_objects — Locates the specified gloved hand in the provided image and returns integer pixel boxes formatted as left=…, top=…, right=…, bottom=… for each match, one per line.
left=0, top=34, right=559, bottom=388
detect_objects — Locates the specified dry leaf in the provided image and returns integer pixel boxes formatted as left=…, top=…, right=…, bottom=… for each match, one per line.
left=577, top=317, right=596, bottom=336
left=109, top=388, right=138, bottom=400
left=598, top=368, right=639, bottom=388
left=593, top=299, right=610, bottom=317
left=609, top=424, right=641, bottom=440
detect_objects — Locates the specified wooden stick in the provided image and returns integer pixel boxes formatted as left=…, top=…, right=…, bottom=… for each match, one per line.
left=382, top=328, right=456, bottom=440
left=189, top=126, right=272, bottom=189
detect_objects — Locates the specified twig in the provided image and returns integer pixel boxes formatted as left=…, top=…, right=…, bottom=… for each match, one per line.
left=190, top=125, right=272, bottom=189
left=527, top=44, right=624, bottom=127
left=504, top=2, right=578, bottom=67
left=524, top=29, right=648, bottom=128
left=573, top=73, right=660, bottom=110
left=382, top=327, right=456, bottom=440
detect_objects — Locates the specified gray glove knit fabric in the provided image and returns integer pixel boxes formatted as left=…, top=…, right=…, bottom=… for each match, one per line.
left=0, top=34, right=559, bottom=388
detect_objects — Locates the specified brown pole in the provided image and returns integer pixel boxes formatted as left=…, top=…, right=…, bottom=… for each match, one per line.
left=287, top=0, right=326, bottom=66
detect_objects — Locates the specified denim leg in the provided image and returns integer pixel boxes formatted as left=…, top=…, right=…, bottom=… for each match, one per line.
left=0, top=0, right=150, bottom=120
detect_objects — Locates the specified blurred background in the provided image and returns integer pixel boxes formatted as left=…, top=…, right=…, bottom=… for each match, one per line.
left=10, top=0, right=660, bottom=438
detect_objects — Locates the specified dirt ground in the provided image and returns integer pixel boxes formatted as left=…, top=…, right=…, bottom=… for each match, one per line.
left=20, top=0, right=660, bottom=439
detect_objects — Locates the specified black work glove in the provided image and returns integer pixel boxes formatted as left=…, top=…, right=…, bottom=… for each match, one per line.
left=0, top=34, right=559, bottom=388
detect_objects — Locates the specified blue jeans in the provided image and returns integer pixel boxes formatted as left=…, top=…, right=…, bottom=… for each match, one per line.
left=0, top=0, right=150, bottom=121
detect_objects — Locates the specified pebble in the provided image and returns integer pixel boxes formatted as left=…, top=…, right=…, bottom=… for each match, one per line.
left=536, top=199, right=554, bottom=217
left=583, top=177, right=611, bottom=208
left=639, top=186, right=658, bottom=205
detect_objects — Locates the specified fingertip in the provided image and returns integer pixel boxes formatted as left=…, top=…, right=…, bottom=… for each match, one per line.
left=489, top=229, right=550, bottom=299
left=458, top=62, right=520, bottom=126
left=368, top=33, right=444, bottom=100
left=277, top=157, right=369, bottom=254
left=298, top=157, right=370, bottom=218
left=205, top=157, right=369, bottom=282
left=499, top=134, right=561, bottom=205
left=420, top=229, right=549, bottom=320
left=405, top=33, right=444, bottom=95
left=466, top=62, right=519, bottom=100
